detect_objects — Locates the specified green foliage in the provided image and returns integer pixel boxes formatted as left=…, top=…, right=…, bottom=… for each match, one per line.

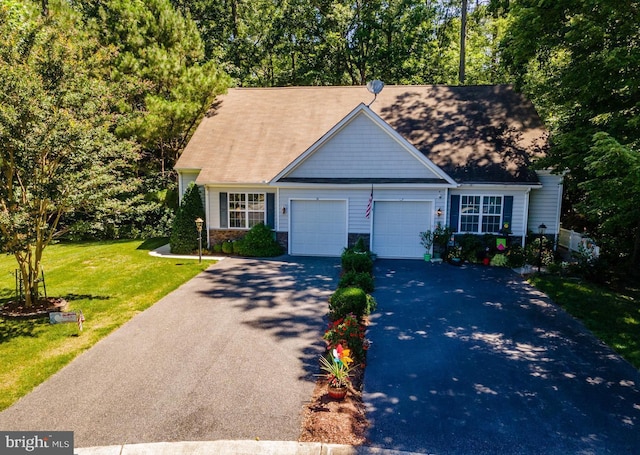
left=81, top=0, right=230, bottom=177
left=338, top=271, right=374, bottom=294
left=419, top=230, right=434, bottom=251
left=457, top=233, right=485, bottom=263
left=169, top=183, right=205, bottom=254
left=500, top=0, right=640, bottom=273
left=341, top=250, right=374, bottom=275
left=328, top=287, right=371, bottom=321
left=221, top=240, right=233, bottom=254
left=506, top=245, right=526, bottom=268
left=0, top=1, right=139, bottom=306
left=490, top=253, right=508, bottom=267
left=212, top=243, right=222, bottom=253
left=234, top=223, right=283, bottom=257
left=525, top=237, right=554, bottom=268
left=173, top=0, right=505, bottom=86
left=323, top=313, right=369, bottom=365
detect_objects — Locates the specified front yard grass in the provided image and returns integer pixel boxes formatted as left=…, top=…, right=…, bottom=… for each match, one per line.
left=0, top=239, right=212, bottom=411
left=529, top=274, right=640, bottom=370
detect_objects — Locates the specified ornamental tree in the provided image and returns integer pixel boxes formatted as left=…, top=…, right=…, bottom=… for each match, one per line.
left=0, top=2, right=138, bottom=307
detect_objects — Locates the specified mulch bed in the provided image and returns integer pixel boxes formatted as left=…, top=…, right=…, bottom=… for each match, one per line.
left=0, top=298, right=67, bottom=319
left=299, top=366, right=368, bottom=445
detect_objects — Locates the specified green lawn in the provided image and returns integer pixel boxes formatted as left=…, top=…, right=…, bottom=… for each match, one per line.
left=0, top=239, right=213, bottom=411
left=530, top=274, right=640, bottom=370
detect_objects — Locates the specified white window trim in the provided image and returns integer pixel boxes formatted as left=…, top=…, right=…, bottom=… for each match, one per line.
left=228, top=192, right=266, bottom=229
left=459, top=195, right=504, bottom=234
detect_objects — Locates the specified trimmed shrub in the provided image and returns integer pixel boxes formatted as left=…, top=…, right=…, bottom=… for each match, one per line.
left=232, top=239, right=243, bottom=254
left=338, top=270, right=374, bottom=293
left=235, top=223, right=283, bottom=257
left=169, top=183, right=206, bottom=254
left=213, top=243, right=223, bottom=253
left=329, top=286, right=371, bottom=320
left=221, top=240, right=233, bottom=254
left=341, top=250, right=373, bottom=274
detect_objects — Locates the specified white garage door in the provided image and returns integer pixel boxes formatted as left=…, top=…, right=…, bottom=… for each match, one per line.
left=372, top=201, right=432, bottom=259
left=290, top=200, right=347, bottom=256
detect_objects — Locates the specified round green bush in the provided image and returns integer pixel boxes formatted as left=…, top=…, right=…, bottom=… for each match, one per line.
left=329, top=287, right=368, bottom=320
left=234, top=223, right=283, bottom=257
left=213, top=243, right=223, bottom=253
left=221, top=240, right=233, bottom=254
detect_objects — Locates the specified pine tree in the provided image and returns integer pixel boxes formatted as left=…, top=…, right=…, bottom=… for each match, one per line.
left=169, top=183, right=206, bottom=254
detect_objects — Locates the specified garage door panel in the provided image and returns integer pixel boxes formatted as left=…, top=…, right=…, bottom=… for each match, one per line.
left=290, top=200, right=347, bottom=256
left=372, top=201, right=431, bottom=259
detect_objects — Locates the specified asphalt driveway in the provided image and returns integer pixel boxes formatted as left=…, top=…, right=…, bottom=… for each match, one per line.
left=0, top=257, right=340, bottom=448
left=363, top=260, right=640, bottom=454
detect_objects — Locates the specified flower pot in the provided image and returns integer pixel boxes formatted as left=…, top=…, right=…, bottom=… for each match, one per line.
left=482, top=257, right=490, bottom=266
left=327, top=385, right=348, bottom=400
left=423, top=253, right=432, bottom=261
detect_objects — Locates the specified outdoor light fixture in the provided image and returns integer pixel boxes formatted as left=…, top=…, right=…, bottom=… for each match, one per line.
left=537, top=223, right=547, bottom=272
left=282, top=206, right=286, bottom=215
left=436, top=208, right=443, bottom=217
left=195, top=217, right=204, bottom=263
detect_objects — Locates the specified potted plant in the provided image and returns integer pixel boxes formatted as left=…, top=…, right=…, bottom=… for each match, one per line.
left=319, top=344, right=353, bottom=400
left=419, top=230, right=434, bottom=261
left=447, top=245, right=464, bottom=266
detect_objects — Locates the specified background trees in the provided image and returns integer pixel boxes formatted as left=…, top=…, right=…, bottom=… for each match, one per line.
left=500, top=0, right=640, bottom=275
left=0, top=1, right=138, bottom=306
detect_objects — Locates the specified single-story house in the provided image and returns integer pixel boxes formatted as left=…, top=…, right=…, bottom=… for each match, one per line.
left=175, top=85, right=562, bottom=259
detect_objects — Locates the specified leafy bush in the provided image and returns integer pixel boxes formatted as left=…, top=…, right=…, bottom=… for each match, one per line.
left=458, top=233, right=484, bottom=263
left=490, top=253, right=508, bottom=267
left=338, top=270, right=374, bottom=293
left=323, top=313, right=369, bottom=364
left=506, top=245, right=526, bottom=267
left=329, top=287, right=368, bottom=320
left=235, top=223, right=283, bottom=257
left=221, top=240, right=233, bottom=254
left=169, top=183, right=205, bottom=254
left=232, top=239, right=243, bottom=254
left=213, top=243, right=222, bottom=253
left=341, top=250, right=373, bottom=274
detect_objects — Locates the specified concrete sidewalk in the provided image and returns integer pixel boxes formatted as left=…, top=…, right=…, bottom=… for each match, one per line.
left=75, top=440, right=425, bottom=455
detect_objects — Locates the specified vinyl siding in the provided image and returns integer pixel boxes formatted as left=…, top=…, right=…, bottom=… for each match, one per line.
left=287, top=114, right=441, bottom=180
left=528, top=171, right=563, bottom=235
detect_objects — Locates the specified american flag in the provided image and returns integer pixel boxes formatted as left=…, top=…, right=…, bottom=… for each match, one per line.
left=365, top=186, right=373, bottom=218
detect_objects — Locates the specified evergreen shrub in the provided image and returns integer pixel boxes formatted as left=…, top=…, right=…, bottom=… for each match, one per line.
left=169, top=183, right=205, bottom=254
left=341, top=250, right=373, bottom=274
left=329, top=286, right=373, bottom=320
left=338, top=270, right=374, bottom=293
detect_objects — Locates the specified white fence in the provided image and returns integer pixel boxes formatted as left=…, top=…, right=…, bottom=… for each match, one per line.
left=558, top=228, right=600, bottom=258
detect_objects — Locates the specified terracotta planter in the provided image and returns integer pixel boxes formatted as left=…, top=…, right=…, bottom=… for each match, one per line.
left=327, top=385, right=348, bottom=400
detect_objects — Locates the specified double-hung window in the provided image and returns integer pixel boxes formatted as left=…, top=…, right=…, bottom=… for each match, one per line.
left=228, top=193, right=265, bottom=228
left=459, top=195, right=503, bottom=233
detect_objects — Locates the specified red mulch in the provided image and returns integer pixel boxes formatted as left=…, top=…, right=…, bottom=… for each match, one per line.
left=299, top=366, right=368, bottom=445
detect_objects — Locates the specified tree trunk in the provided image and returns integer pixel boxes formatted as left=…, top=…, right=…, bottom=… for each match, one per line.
left=459, top=0, right=467, bottom=85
